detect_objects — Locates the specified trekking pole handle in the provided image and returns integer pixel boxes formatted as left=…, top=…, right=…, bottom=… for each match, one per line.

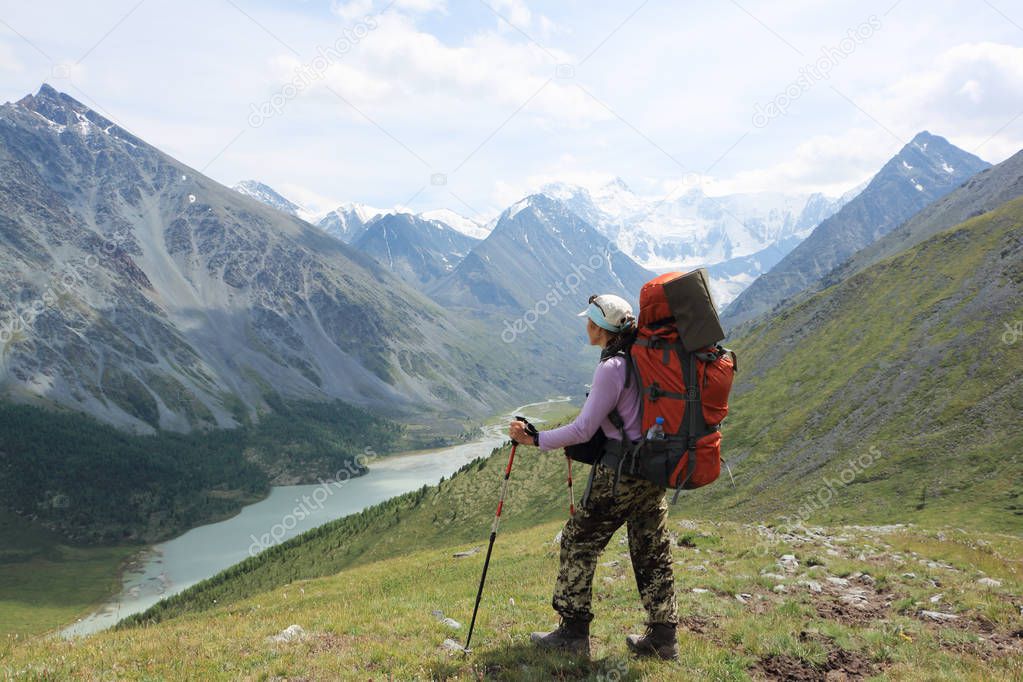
left=514, top=415, right=539, bottom=438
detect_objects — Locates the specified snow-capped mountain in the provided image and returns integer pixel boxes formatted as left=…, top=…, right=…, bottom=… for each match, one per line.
left=540, top=178, right=853, bottom=306
left=418, top=208, right=491, bottom=240
left=316, top=203, right=385, bottom=243
left=231, top=180, right=318, bottom=223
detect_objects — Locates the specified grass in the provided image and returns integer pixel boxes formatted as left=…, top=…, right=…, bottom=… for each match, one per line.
left=3, top=517, right=1020, bottom=680
left=0, top=512, right=135, bottom=639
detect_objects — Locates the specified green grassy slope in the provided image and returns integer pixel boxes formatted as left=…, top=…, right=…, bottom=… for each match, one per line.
left=6, top=518, right=1022, bottom=680
left=0, top=510, right=137, bottom=639
left=701, top=195, right=1023, bottom=531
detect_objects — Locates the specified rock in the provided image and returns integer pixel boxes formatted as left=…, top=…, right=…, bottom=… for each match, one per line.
left=760, top=572, right=787, bottom=582
left=553, top=530, right=563, bottom=545
left=798, top=580, right=823, bottom=593
left=777, top=554, right=799, bottom=573
left=509, top=598, right=515, bottom=606
left=735, top=593, right=753, bottom=603
left=826, top=577, right=850, bottom=587
left=839, top=588, right=871, bottom=609
left=902, top=572, right=916, bottom=579
left=692, top=588, right=711, bottom=594
left=441, top=638, right=465, bottom=652
left=268, top=624, right=306, bottom=643
left=453, top=547, right=480, bottom=558
left=826, top=549, right=840, bottom=556
left=977, top=577, right=1002, bottom=588
left=441, top=617, right=461, bottom=630
left=773, top=584, right=788, bottom=593
left=929, top=594, right=943, bottom=603
left=600, top=560, right=620, bottom=568
left=689, top=564, right=708, bottom=572
left=920, top=610, right=959, bottom=622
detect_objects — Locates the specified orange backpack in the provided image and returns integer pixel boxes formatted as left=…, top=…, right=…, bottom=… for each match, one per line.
left=605, top=270, right=738, bottom=502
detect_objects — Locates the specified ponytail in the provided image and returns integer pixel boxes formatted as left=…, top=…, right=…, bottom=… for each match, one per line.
left=600, top=314, right=637, bottom=361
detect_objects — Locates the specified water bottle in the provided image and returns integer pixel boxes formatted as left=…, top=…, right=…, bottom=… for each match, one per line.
left=646, top=416, right=666, bottom=441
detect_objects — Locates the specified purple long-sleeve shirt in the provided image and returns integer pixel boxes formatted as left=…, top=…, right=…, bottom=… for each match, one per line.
left=538, top=356, right=642, bottom=451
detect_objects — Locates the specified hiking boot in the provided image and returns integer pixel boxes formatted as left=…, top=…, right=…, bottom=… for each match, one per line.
left=625, top=622, right=678, bottom=660
left=530, top=618, right=590, bottom=656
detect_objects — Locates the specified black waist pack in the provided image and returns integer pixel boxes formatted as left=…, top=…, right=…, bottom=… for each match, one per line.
left=564, top=428, right=607, bottom=465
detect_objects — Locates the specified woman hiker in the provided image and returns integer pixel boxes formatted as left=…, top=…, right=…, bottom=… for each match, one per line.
left=508, top=293, right=679, bottom=660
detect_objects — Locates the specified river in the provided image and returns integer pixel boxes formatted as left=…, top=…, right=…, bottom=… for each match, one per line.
left=60, top=397, right=572, bottom=638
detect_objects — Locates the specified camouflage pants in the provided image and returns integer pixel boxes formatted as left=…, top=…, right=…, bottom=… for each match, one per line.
left=552, top=463, right=678, bottom=625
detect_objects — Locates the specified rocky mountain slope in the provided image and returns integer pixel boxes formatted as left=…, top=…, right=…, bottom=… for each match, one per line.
left=824, top=148, right=1023, bottom=288
left=722, top=131, right=990, bottom=328
left=353, top=212, right=480, bottom=287
left=428, top=194, right=653, bottom=316
left=0, top=85, right=539, bottom=433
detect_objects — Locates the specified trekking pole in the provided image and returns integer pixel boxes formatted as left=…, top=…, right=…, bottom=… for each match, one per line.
left=464, top=423, right=523, bottom=653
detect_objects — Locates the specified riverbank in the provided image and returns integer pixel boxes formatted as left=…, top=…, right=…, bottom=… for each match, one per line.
left=48, top=397, right=574, bottom=638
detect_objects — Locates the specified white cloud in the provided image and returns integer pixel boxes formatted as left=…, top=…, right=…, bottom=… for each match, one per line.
left=490, top=0, right=531, bottom=30
left=332, top=0, right=375, bottom=21
left=298, top=13, right=607, bottom=126
left=275, top=182, right=342, bottom=216
left=667, top=128, right=896, bottom=197
left=394, top=0, right=447, bottom=13
left=865, top=42, right=1023, bottom=159
left=3, top=1, right=1020, bottom=215
left=0, top=42, right=23, bottom=73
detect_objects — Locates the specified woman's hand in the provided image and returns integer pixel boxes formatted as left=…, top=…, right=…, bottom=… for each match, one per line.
left=508, top=420, right=535, bottom=446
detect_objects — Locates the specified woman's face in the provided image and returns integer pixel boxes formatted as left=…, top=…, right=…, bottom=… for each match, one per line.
left=586, top=318, right=606, bottom=346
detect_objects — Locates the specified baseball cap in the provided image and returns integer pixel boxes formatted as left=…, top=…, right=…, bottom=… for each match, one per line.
left=578, top=294, right=634, bottom=333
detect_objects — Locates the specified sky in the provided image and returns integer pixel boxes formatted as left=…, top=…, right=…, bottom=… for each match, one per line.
left=1, top=0, right=1022, bottom=221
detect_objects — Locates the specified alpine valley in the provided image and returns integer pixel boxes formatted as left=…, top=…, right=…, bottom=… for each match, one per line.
left=2, top=80, right=1021, bottom=680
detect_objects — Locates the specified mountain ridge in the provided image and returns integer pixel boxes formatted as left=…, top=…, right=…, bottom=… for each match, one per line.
left=0, top=85, right=542, bottom=433
left=721, top=131, right=991, bottom=329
